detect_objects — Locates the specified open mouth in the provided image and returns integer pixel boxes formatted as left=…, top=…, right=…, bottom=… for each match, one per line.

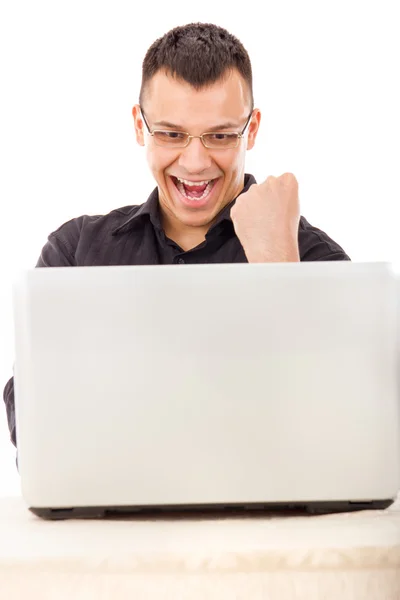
left=170, top=175, right=220, bottom=205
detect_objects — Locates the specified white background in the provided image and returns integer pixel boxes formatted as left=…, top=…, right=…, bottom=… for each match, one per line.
left=0, top=0, right=399, bottom=497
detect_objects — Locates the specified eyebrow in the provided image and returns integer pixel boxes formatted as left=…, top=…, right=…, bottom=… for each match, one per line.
left=152, top=120, right=241, bottom=131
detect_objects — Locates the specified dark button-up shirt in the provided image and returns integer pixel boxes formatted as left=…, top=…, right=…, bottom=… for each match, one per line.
left=3, top=173, right=350, bottom=446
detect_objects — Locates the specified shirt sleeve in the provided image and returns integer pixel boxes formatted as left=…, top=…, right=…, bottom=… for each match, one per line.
left=3, top=376, right=16, bottom=447
left=36, top=218, right=83, bottom=267
left=299, top=216, right=351, bottom=261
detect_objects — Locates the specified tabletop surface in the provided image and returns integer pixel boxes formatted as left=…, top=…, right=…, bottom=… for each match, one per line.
left=1, top=494, right=399, bottom=566
left=1, top=495, right=400, bottom=600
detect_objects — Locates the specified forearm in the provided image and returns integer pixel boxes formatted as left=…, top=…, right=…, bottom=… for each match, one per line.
left=244, top=236, right=300, bottom=263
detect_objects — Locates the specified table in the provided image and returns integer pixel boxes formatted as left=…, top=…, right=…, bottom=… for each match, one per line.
left=1, top=494, right=400, bottom=599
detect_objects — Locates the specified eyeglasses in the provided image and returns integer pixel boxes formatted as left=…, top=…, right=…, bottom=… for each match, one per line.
left=140, top=107, right=253, bottom=149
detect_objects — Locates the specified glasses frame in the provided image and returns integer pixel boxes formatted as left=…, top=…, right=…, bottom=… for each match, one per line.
left=139, top=107, right=254, bottom=149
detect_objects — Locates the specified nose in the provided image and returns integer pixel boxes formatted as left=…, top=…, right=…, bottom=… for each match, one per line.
left=177, top=137, right=213, bottom=174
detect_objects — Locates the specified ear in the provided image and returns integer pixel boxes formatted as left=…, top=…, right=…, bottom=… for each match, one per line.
left=246, top=109, right=261, bottom=151
left=132, top=104, right=145, bottom=147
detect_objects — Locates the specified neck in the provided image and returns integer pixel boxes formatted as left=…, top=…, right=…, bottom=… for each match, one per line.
left=162, top=215, right=209, bottom=251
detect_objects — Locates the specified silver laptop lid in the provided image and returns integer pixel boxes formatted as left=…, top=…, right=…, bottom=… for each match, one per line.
left=13, top=262, right=400, bottom=510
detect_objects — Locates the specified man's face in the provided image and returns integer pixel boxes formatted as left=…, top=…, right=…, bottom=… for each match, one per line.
left=133, top=69, right=261, bottom=230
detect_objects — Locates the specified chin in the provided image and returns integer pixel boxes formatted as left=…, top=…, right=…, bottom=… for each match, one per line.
left=176, top=207, right=217, bottom=228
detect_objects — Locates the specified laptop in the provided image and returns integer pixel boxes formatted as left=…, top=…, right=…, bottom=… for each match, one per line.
left=12, top=262, right=400, bottom=519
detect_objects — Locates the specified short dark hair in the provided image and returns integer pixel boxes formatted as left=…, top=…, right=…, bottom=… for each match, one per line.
left=139, top=23, right=253, bottom=109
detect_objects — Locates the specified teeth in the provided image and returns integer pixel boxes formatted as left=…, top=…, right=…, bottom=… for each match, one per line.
left=176, top=180, right=214, bottom=201
left=176, top=177, right=212, bottom=187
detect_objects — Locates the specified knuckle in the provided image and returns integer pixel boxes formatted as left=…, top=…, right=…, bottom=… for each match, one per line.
left=281, top=172, right=297, bottom=185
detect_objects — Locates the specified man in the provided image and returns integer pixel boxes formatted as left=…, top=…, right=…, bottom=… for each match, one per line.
left=3, top=22, right=350, bottom=448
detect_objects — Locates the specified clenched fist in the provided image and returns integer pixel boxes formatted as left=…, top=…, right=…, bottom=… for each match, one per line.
left=231, top=173, right=301, bottom=263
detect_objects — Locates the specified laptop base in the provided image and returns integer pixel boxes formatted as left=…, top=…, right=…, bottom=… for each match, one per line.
left=30, top=498, right=394, bottom=520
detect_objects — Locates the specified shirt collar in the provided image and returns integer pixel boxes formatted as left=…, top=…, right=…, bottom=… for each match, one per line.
left=111, top=187, right=162, bottom=236
left=112, top=173, right=257, bottom=236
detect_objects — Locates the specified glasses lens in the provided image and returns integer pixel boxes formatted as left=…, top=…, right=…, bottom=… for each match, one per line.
left=153, top=131, right=188, bottom=147
left=203, top=133, right=239, bottom=149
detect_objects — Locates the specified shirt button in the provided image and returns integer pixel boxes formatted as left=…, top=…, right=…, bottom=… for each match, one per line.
left=177, top=258, right=185, bottom=264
